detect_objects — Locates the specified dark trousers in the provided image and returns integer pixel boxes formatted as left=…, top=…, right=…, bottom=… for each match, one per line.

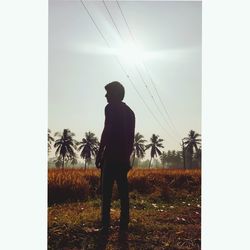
left=101, top=164, right=129, bottom=228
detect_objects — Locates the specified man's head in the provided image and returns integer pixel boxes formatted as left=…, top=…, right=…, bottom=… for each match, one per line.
left=105, top=81, right=125, bottom=103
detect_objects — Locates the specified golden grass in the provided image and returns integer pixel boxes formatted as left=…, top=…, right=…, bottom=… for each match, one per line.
left=48, top=168, right=201, bottom=205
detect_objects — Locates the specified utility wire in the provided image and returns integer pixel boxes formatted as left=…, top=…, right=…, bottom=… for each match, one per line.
left=116, top=0, right=181, bottom=138
left=103, top=0, right=179, bottom=142
left=80, top=0, right=169, bottom=136
left=103, top=0, right=167, bottom=126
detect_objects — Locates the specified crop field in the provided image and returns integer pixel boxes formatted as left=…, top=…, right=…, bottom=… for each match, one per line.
left=48, top=168, right=201, bottom=249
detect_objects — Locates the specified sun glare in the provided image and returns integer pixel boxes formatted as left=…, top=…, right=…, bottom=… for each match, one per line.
left=117, top=44, right=145, bottom=64
left=79, top=43, right=161, bottom=65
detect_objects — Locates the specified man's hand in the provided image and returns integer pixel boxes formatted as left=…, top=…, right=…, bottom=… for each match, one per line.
left=95, top=159, right=102, bottom=169
left=95, top=152, right=103, bottom=169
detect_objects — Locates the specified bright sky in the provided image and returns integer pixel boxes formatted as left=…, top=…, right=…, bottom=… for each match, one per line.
left=48, top=0, right=201, bottom=159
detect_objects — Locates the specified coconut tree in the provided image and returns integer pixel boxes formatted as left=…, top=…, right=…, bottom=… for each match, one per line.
left=194, top=146, right=202, bottom=168
left=54, top=129, right=77, bottom=168
left=48, top=129, right=54, bottom=153
left=160, top=151, right=168, bottom=168
left=176, top=151, right=182, bottom=168
left=78, top=131, right=99, bottom=169
left=54, top=156, right=62, bottom=168
left=180, top=140, right=187, bottom=169
left=132, top=132, right=147, bottom=167
left=70, top=156, right=78, bottom=166
left=145, top=134, right=164, bottom=168
left=64, top=154, right=78, bottom=167
left=183, top=130, right=201, bottom=168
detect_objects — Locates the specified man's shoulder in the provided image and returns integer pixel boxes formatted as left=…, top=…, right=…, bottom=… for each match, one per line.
left=105, top=102, right=135, bottom=117
left=122, top=103, right=135, bottom=121
left=122, top=102, right=133, bottom=111
left=124, top=103, right=134, bottom=114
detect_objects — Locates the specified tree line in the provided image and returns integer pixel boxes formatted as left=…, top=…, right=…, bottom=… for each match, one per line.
left=48, top=129, right=201, bottom=169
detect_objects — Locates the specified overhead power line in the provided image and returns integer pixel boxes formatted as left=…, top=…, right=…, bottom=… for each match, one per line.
left=115, top=0, right=181, bottom=138
left=79, top=0, right=170, bottom=137
left=102, top=0, right=180, bottom=142
left=103, top=0, right=167, bottom=125
left=103, top=0, right=168, bottom=125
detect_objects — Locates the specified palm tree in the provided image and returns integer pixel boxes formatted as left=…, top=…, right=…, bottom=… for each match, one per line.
left=48, top=129, right=54, bottom=153
left=132, top=132, right=147, bottom=167
left=194, top=146, right=202, bottom=168
left=78, top=131, right=99, bottom=169
left=70, top=156, right=78, bottom=166
left=180, top=140, right=186, bottom=169
left=54, top=129, right=77, bottom=168
left=176, top=151, right=182, bottom=168
left=160, top=151, right=168, bottom=168
left=145, top=134, right=164, bottom=168
left=64, top=154, right=78, bottom=167
left=183, top=130, right=201, bottom=168
left=54, top=156, right=62, bottom=168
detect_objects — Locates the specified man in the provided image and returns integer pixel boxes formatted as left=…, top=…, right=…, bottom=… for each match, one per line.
left=95, top=81, right=135, bottom=233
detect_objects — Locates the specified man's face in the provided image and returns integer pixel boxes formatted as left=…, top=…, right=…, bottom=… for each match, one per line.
left=105, top=90, right=121, bottom=103
left=105, top=91, right=111, bottom=103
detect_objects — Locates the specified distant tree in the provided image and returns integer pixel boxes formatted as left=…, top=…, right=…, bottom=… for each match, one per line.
left=48, top=129, right=54, bottom=153
left=165, top=150, right=170, bottom=164
left=152, top=158, right=161, bottom=168
left=78, top=131, right=99, bottom=169
left=183, top=130, right=201, bottom=168
left=132, top=157, right=140, bottom=168
left=163, top=150, right=182, bottom=168
left=70, top=156, right=78, bottom=166
left=145, top=134, right=164, bottom=168
left=171, top=150, right=181, bottom=167
left=193, top=146, right=202, bottom=168
left=54, top=156, right=62, bottom=168
left=160, top=151, right=168, bottom=168
left=132, top=132, right=147, bottom=167
left=140, top=159, right=150, bottom=168
left=54, top=129, right=77, bottom=168
left=171, top=150, right=176, bottom=166
left=176, top=151, right=182, bottom=167
left=180, top=140, right=186, bottom=169
left=64, top=154, right=78, bottom=167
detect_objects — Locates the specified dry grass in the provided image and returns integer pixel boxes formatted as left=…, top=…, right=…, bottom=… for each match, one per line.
left=48, top=168, right=201, bottom=205
left=48, top=198, right=201, bottom=249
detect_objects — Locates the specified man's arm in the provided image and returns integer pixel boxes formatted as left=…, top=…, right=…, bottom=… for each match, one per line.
left=127, top=110, right=136, bottom=168
left=95, top=105, right=111, bottom=168
left=130, top=109, right=135, bottom=147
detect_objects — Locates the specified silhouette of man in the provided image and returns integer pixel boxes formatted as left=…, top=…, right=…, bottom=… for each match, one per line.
left=95, top=81, right=135, bottom=233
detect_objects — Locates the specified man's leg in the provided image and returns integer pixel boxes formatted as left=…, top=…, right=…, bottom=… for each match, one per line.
left=116, top=169, right=129, bottom=230
left=101, top=166, right=114, bottom=229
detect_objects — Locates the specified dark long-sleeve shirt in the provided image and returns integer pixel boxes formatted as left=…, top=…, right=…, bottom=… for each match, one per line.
left=99, top=102, right=135, bottom=169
